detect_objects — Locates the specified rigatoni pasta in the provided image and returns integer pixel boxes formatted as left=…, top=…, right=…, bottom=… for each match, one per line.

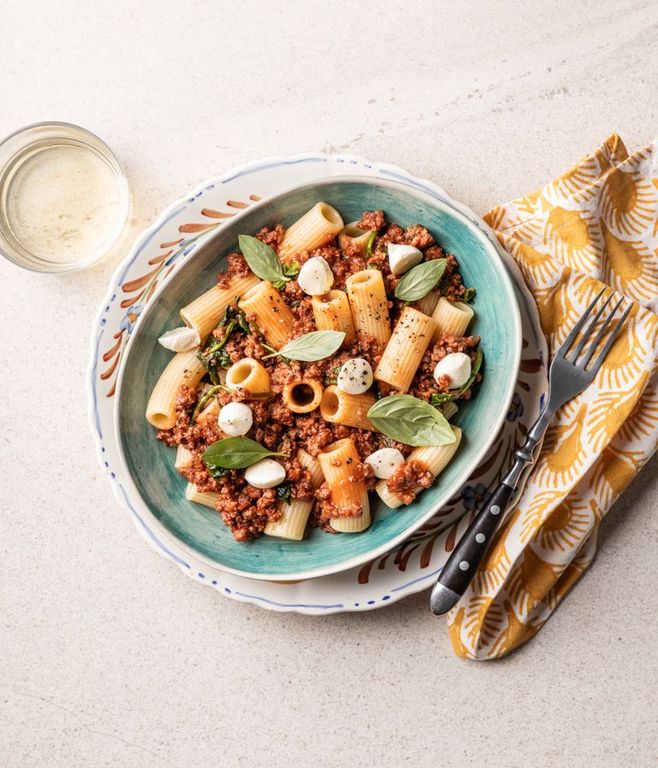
left=239, top=280, right=296, bottom=349
left=318, top=439, right=371, bottom=533
left=440, top=401, right=459, bottom=421
left=345, top=269, right=391, bottom=345
left=416, top=289, right=440, bottom=316
left=225, top=358, right=271, bottom=397
left=180, top=273, right=259, bottom=340
left=264, top=450, right=324, bottom=540
left=338, top=222, right=373, bottom=255
left=374, top=307, right=437, bottom=392
left=311, top=290, right=356, bottom=344
left=185, top=482, right=220, bottom=509
left=278, top=202, right=344, bottom=262
left=146, top=350, right=206, bottom=429
left=283, top=379, right=323, bottom=414
left=175, top=444, right=193, bottom=471
left=197, top=398, right=220, bottom=426
left=431, top=297, right=474, bottom=338
left=320, top=386, right=375, bottom=431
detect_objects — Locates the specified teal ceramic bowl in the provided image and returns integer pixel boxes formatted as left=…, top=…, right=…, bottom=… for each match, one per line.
left=115, top=178, right=521, bottom=581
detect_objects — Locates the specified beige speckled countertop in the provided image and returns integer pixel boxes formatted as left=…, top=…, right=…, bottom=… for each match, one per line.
left=1, top=1, right=657, bottom=766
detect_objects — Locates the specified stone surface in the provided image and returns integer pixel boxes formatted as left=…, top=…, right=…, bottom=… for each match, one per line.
left=1, top=1, right=657, bottom=766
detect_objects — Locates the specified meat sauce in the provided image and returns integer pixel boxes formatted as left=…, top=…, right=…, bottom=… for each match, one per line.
left=157, top=210, right=479, bottom=540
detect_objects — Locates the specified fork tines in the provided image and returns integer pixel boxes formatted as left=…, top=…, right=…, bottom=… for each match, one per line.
left=559, top=289, right=633, bottom=374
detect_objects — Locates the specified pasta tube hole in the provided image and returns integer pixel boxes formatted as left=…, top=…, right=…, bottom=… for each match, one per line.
left=350, top=272, right=374, bottom=286
left=225, top=357, right=271, bottom=397
left=148, top=411, right=171, bottom=430
left=341, top=222, right=366, bottom=238
left=292, top=383, right=315, bottom=406
left=284, top=379, right=323, bottom=414
left=227, top=361, right=252, bottom=385
left=318, top=202, right=343, bottom=227
left=320, top=388, right=340, bottom=418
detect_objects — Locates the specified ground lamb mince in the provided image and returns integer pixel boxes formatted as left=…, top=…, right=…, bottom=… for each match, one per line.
left=386, top=459, right=434, bottom=505
left=156, top=210, right=480, bottom=541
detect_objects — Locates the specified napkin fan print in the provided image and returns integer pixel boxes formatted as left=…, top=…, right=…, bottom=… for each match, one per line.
left=448, top=135, right=658, bottom=660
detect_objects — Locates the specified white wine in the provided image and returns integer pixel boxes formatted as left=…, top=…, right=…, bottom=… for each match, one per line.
left=0, top=123, right=129, bottom=272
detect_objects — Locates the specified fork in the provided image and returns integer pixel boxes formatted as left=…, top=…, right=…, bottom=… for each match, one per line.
left=430, top=289, right=632, bottom=615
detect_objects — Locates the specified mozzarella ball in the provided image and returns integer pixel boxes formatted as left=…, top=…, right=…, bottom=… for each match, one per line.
left=433, top=352, right=472, bottom=389
left=337, top=358, right=373, bottom=395
left=218, top=402, right=253, bottom=437
left=365, top=448, right=405, bottom=479
left=387, top=243, right=423, bottom=276
left=158, top=326, right=200, bottom=352
left=244, top=458, right=286, bottom=489
left=297, top=256, right=334, bottom=296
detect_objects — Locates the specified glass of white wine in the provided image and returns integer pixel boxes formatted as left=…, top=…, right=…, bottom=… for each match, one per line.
left=0, top=122, right=130, bottom=272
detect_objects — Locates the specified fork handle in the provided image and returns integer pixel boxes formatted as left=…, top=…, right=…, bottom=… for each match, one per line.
left=429, top=481, right=515, bottom=614
left=429, top=408, right=552, bottom=615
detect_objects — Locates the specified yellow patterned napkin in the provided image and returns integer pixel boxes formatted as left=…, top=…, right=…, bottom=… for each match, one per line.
left=448, top=135, right=658, bottom=659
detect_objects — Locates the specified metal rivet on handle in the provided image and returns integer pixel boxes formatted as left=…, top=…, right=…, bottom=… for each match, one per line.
left=475, top=533, right=485, bottom=543
left=459, top=561, right=469, bottom=571
left=490, top=505, right=501, bottom=515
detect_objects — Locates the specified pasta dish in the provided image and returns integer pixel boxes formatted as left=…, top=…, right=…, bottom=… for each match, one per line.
left=145, top=203, right=482, bottom=541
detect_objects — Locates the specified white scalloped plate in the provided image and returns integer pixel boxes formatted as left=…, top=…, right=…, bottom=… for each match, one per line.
left=87, top=153, right=548, bottom=614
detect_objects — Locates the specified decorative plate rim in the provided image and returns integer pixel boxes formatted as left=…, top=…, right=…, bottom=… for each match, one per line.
left=86, top=152, right=547, bottom=613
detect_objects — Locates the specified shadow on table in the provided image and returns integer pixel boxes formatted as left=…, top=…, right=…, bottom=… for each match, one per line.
left=596, top=449, right=658, bottom=548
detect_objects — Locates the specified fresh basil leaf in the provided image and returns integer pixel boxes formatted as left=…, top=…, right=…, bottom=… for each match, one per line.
left=238, top=234, right=290, bottom=285
left=197, top=306, right=251, bottom=376
left=367, top=394, right=456, bottom=447
left=430, top=348, right=483, bottom=406
left=394, top=259, right=447, bottom=302
left=264, top=330, right=345, bottom=362
left=429, top=393, right=452, bottom=406
left=237, top=312, right=251, bottom=333
left=276, top=482, right=293, bottom=504
left=272, top=260, right=301, bottom=289
left=203, top=437, right=284, bottom=469
left=283, top=261, right=300, bottom=277
left=208, top=465, right=230, bottom=480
